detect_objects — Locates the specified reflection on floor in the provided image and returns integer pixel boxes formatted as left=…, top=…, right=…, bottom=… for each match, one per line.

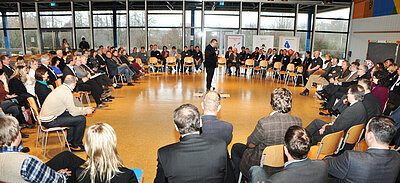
left=22, top=70, right=332, bottom=182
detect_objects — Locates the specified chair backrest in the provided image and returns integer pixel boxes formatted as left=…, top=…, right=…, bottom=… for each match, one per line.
left=319, top=130, right=344, bottom=155
left=245, top=59, right=254, bottom=66
left=149, top=57, right=158, bottom=64
left=55, top=79, right=62, bottom=87
left=166, top=57, right=176, bottom=63
left=259, top=60, right=268, bottom=67
left=296, top=66, right=304, bottom=73
left=273, top=62, right=282, bottom=70
left=261, top=144, right=285, bottom=167
left=27, top=97, right=41, bottom=126
left=135, top=58, right=143, bottom=65
left=184, top=57, right=193, bottom=63
left=344, top=123, right=366, bottom=144
left=218, top=57, right=226, bottom=64
left=287, top=63, right=295, bottom=72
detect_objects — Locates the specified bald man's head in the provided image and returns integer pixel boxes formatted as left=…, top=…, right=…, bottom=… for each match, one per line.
left=63, top=75, right=77, bottom=88
left=202, top=91, right=221, bottom=113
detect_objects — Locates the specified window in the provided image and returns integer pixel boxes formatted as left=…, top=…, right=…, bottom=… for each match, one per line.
left=40, top=11, right=73, bottom=28
left=94, top=28, right=113, bottom=48
left=130, top=28, right=146, bottom=52
left=315, top=19, right=348, bottom=32
left=117, top=28, right=128, bottom=48
left=117, top=10, right=127, bottom=27
left=317, top=8, right=350, bottom=19
left=24, top=30, right=39, bottom=54
left=204, top=14, right=239, bottom=28
left=149, top=28, right=182, bottom=49
left=130, top=11, right=145, bottom=27
left=93, top=11, right=113, bottom=27
left=23, top=12, right=37, bottom=28
left=185, top=28, right=202, bottom=50
left=185, top=10, right=202, bottom=28
left=314, top=32, right=347, bottom=59
left=260, top=17, right=294, bottom=30
left=5, top=12, right=20, bottom=29
left=148, top=12, right=182, bottom=27
left=75, top=11, right=90, bottom=27
left=242, top=12, right=258, bottom=28
left=297, top=31, right=312, bottom=53
left=242, top=30, right=257, bottom=49
left=76, top=29, right=91, bottom=49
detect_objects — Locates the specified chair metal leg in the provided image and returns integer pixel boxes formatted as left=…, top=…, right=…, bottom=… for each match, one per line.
left=56, top=131, right=63, bottom=146
left=316, top=143, right=323, bottom=160
left=238, top=172, right=242, bottom=183
left=44, top=132, right=49, bottom=161
left=36, top=126, right=40, bottom=148
left=85, top=93, right=91, bottom=106
left=62, top=130, right=71, bottom=152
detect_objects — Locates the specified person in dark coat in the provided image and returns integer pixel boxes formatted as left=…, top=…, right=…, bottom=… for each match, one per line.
left=204, top=39, right=218, bottom=90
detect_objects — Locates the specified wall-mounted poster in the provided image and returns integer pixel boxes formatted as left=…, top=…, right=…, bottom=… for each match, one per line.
left=224, top=34, right=245, bottom=51
left=252, top=35, right=274, bottom=52
left=279, top=36, right=300, bottom=52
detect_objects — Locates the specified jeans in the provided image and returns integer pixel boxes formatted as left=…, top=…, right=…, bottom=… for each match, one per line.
left=117, top=65, right=134, bottom=83
left=248, top=166, right=269, bottom=183
left=46, top=151, right=85, bottom=183
left=42, top=111, right=86, bottom=147
left=231, top=143, right=247, bottom=181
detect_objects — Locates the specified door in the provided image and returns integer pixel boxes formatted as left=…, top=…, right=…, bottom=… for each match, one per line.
left=41, top=29, right=73, bottom=52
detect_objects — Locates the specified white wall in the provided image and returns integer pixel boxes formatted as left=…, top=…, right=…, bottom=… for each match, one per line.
left=348, top=14, right=400, bottom=63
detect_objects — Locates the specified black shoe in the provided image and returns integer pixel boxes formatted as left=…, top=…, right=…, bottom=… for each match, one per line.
left=102, top=98, right=112, bottom=102
left=319, top=107, right=327, bottom=110
left=330, top=109, right=340, bottom=116
left=107, top=96, right=115, bottom=99
left=21, top=147, right=30, bottom=153
left=96, top=103, right=108, bottom=108
left=70, top=146, right=85, bottom=152
left=127, top=82, right=135, bottom=86
left=300, top=89, right=309, bottom=96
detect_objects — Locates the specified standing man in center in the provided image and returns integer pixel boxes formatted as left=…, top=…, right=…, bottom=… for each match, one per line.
left=204, top=39, right=218, bottom=91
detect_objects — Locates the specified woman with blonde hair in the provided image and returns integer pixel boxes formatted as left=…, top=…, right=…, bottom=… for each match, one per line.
left=77, top=123, right=138, bottom=183
left=8, top=64, right=35, bottom=105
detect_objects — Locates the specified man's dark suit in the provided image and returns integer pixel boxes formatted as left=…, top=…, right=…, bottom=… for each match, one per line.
left=204, top=44, right=217, bottom=90
left=265, top=158, right=328, bottom=183
left=201, top=115, right=233, bottom=145
left=3, top=65, right=14, bottom=78
left=306, top=101, right=367, bottom=144
left=62, top=66, right=103, bottom=105
left=363, top=93, right=382, bottom=120
left=326, top=148, right=400, bottom=183
left=154, top=134, right=228, bottom=183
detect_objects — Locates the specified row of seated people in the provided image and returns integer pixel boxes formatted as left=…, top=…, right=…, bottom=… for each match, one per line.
left=2, top=85, right=400, bottom=182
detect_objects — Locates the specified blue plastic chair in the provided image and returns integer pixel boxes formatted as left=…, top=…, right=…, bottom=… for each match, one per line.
left=129, top=168, right=143, bottom=183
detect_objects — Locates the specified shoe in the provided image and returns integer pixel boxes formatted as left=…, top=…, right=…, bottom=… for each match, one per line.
left=114, top=85, right=122, bottom=89
left=102, top=98, right=112, bottom=102
left=96, top=103, right=108, bottom=108
left=103, top=88, right=113, bottom=93
left=330, top=109, right=340, bottom=116
left=65, top=143, right=72, bottom=148
left=107, top=96, right=115, bottom=99
left=319, top=109, right=332, bottom=116
left=300, top=89, right=309, bottom=96
left=319, top=107, right=327, bottom=110
left=21, top=147, right=30, bottom=153
left=70, top=146, right=85, bottom=152
left=127, top=82, right=135, bottom=86
left=316, top=90, right=325, bottom=96
left=21, top=132, right=29, bottom=138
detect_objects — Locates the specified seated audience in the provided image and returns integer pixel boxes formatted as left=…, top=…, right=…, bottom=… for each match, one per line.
left=384, top=66, right=400, bottom=115
left=93, top=49, right=107, bottom=73
left=324, top=116, right=400, bottom=183
left=371, top=70, right=389, bottom=111
left=63, top=55, right=107, bottom=108
left=0, top=115, right=74, bottom=182
left=161, top=46, right=169, bottom=60
left=40, top=54, right=58, bottom=88
left=291, top=52, right=302, bottom=67
left=1, top=55, right=14, bottom=78
left=248, top=126, right=328, bottom=183
left=168, top=46, right=179, bottom=72
left=358, top=79, right=382, bottom=120
left=228, top=48, right=240, bottom=76
left=105, top=51, right=135, bottom=86
left=305, top=85, right=367, bottom=145
left=151, top=44, right=165, bottom=71
left=131, top=47, right=139, bottom=58
left=51, top=55, right=64, bottom=78
left=75, top=56, right=112, bottom=92
left=40, top=75, right=95, bottom=151
left=231, top=88, right=302, bottom=179
left=154, top=104, right=229, bottom=182
left=8, top=64, right=34, bottom=106
left=81, top=55, right=119, bottom=89
left=300, top=57, right=341, bottom=96
left=306, top=51, right=323, bottom=76
left=35, top=67, right=52, bottom=106
left=180, top=46, right=191, bottom=72
left=52, top=50, right=66, bottom=71
left=77, top=123, right=138, bottom=183
left=138, top=46, right=149, bottom=65
left=25, top=60, right=38, bottom=96
left=201, top=91, right=233, bottom=145
left=120, top=49, right=142, bottom=75
left=193, top=46, right=203, bottom=72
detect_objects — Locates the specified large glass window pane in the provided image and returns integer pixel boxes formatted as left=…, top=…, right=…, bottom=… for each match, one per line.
left=5, top=13, right=20, bottom=28
left=297, top=31, right=312, bottom=54
left=117, top=28, right=127, bottom=48
left=23, top=12, right=37, bottom=28
left=242, top=12, right=258, bottom=28
left=94, top=28, right=113, bottom=48
left=148, top=12, right=182, bottom=27
left=317, top=7, right=350, bottom=19
left=297, top=13, right=313, bottom=31
left=76, top=29, right=91, bottom=49
left=129, top=11, right=145, bottom=27
left=314, top=32, right=347, bottom=59
left=93, top=11, right=113, bottom=27
left=261, top=3, right=295, bottom=16
left=148, top=28, right=182, bottom=49
left=40, top=11, right=72, bottom=28
left=315, top=19, right=348, bottom=32
left=260, top=30, right=293, bottom=50
left=0, top=33, right=4, bottom=48
left=24, top=30, right=39, bottom=54
left=75, top=11, right=90, bottom=27
left=185, top=10, right=202, bottom=28
left=185, top=28, right=202, bottom=50
left=204, top=15, right=239, bottom=28
left=242, top=30, right=257, bottom=49
left=260, top=17, right=294, bottom=30
left=130, top=28, right=146, bottom=52
left=8, top=30, right=22, bottom=49
left=117, top=10, right=127, bottom=27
